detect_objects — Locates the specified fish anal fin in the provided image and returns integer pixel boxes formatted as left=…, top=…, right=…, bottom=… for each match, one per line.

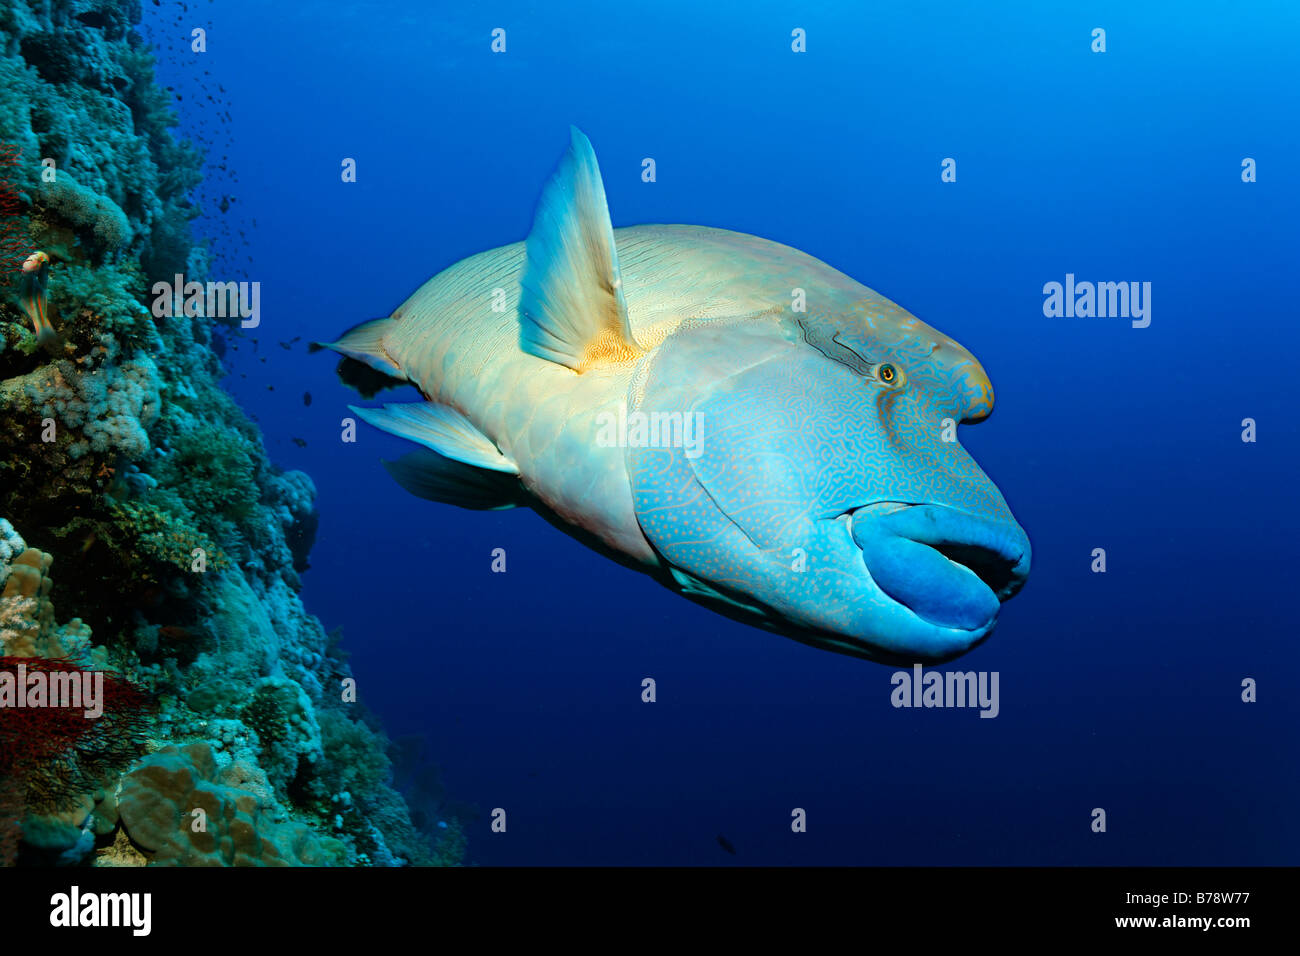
left=382, top=450, right=522, bottom=511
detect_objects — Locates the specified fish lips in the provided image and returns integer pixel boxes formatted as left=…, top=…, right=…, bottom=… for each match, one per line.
left=848, top=503, right=1031, bottom=633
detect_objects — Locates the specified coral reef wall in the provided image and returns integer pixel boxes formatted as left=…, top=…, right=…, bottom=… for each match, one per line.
left=0, top=0, right=461, bottom=866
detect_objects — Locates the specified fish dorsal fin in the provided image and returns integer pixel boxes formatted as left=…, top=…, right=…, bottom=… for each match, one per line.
left=348, top=402, right=519, bottom=474
left=519, top=127, right=641, bottom=372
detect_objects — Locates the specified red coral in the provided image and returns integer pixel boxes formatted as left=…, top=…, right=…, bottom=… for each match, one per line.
left=0, top=656, right=152, bottom=864
left=0, top=143, right=31, bottom=291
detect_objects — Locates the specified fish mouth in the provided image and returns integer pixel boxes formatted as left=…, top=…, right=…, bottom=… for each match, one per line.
left=844, top=502, right=1030, bottom=633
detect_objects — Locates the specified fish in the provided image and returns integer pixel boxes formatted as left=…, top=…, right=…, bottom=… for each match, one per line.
left=319, top=128, right=1030, bottom=664
left=18, top=250, right=55, bottom=342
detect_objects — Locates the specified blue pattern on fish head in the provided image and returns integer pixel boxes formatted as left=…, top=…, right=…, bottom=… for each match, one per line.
left=626, top=298, right=1030, bottom=663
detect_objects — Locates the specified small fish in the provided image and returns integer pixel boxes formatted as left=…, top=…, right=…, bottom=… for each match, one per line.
left=716, top=835, right=736, bottom=856
left=302, top=391, right=312, bottom=406
left=292, top=437, right=307, bottom=448
left=18, top=251, right=55, bottom=342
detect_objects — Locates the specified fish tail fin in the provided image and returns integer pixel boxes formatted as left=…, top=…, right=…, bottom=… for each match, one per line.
left=311, top=317, right=407, bottom=397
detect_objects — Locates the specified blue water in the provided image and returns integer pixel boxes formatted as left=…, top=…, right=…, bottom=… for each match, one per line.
left=146, top=0, right=1298, bottom=864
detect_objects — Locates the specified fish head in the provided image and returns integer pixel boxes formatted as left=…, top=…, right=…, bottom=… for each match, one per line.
left=625, top=298, right=1030, bottom=663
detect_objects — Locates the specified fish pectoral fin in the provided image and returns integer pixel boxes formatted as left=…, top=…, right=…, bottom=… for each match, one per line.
left=667, top=566, right=767, bottom=618
left=382, top=449, right=523, bottom=510
left=348, top=402, right=519, bottom=474
left=519, top=126, right=641, bottom=372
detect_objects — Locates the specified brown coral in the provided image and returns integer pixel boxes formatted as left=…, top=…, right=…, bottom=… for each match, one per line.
left=117, top=742, right=342, bottom=866
left=0, top=547, right=94, bottom=659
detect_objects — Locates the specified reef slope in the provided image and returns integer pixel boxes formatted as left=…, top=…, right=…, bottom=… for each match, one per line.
left=0, top=0, right=461, bottom=866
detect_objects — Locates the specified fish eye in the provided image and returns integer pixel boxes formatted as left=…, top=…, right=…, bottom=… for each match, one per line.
left=877, top=363, right=903, bottom=387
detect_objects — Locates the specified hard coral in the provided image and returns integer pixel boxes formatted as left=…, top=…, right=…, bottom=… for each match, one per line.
left=237, top=676, right=323, bottom=796
left=0, top=518, right=25, bottom=589
left=159, top=420, right=259, bottom=520
left=117, top=742, right=345, bottom=866
left=109, top=499, right=230, bottom=573
left=0, top=546, right=95, bottom=660
left=33, top=170, right=130, bottom=256
left=45, top=259, right=157, bottom=347
left=10, top=353, right=162, bottom=461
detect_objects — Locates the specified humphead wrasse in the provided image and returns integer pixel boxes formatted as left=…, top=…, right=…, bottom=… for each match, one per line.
left=320, top=128, right=1030, bottom=663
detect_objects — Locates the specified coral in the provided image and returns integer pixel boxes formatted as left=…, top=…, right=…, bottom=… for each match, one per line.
left=108, top=499, right=230, bottom=573
left=237, top=676, right=323, bottom=795
left=44, top=259, right=158, bottom=347
left=0, top=547, right=53, bottom=657
left=0, top=535, right=149, bottom=865
left=157, top=419, right=259, bottom=521
left=3, top=353, right=162, bottom=468
left=0, top=655, right=152, bottom=864
left=355, top=784, right=433, bottom=867
left=95, top=828, right=148, bottom=867
left=33, top=170, right=130, bottom=256
left=190, top=572, right=280, bottom=682
left=430, top=817, right=468, bottom=867
left=116, top=742, right=345, bottom=866
left=0, top=56, right=41, bottom=174
left=18, top=355, right=162, bottom=460
left=268, top=469, right=319, bottom=573
left=318, top=709, right=393, bottom=799
left=20, top=794, right=97, bottom=864
left=0, top=518, right=25, bottom=589
left=0, top=547, right=96, bottom=659
left=0, top=0, right=465, bottom=868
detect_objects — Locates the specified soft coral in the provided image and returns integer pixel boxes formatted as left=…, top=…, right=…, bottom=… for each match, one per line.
left=0, top=656, right=151, bottom=864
